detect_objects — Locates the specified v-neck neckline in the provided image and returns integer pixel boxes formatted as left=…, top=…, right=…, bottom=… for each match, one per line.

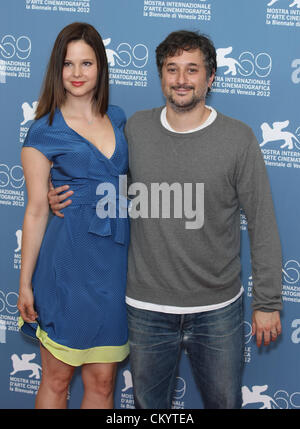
left=58, top=108, right=117, bottom=162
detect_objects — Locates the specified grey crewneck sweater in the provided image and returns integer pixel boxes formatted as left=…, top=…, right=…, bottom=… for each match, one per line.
left=125, top=107, right=282, bottom=311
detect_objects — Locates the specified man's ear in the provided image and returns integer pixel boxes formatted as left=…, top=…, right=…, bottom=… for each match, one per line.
left=208, top=69, right=216, bottom=89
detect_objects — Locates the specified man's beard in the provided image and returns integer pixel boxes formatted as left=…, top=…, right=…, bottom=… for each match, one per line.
left=167, top=84, right=207, bottom=114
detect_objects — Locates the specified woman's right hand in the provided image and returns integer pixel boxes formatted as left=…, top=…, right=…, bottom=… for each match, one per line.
left=17, top=287, right=38, bottom=323
left=48, top=181, right=73, bottom=218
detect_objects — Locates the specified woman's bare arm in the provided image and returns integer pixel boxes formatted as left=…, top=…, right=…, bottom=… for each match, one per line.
left=18, top=147, right=52, bottom=322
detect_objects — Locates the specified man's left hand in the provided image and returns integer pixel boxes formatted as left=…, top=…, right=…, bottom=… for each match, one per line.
left=252, top=310, right=281, bottom=347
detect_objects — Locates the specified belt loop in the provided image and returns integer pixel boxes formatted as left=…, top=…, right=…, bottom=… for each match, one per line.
left=180, top=314, right=185, bottom=332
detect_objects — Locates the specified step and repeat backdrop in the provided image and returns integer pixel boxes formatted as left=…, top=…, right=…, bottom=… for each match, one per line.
left=0, top=0, right=299, bottom=409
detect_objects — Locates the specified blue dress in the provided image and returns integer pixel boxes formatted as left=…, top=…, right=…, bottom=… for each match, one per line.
left=20, top=105, right=130, bottom=366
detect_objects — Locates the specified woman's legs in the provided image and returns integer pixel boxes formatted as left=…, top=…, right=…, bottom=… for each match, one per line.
left=35, top=344, right=75, bottom=409
left=81, top=362, right=117, bottom=409
left=36, top=343, right=118, bottom=409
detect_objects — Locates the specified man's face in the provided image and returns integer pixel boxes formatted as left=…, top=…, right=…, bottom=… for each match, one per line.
left=161, top=48, right=215, bottom=113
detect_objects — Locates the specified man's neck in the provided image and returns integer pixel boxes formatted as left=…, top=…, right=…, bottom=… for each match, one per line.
left=165, top=102, right=211, bottom=133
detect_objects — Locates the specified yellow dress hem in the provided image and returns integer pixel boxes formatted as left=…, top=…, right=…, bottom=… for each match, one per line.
left=18, top=317, right=129, bottom=367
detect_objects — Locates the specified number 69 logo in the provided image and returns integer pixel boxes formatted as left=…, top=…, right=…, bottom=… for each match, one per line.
left=0, top=35, right=32, bottom=60
left=0, top=164, right=25, bottom=189
left=216, top=47, right=272, bottom=78
left=115, top=43, right=148, bottom=68
left=104, top=38, right=148, bottom=69
left=0, top=291, right=19, bottom=315
left=283, top=260, right=300, bottom=284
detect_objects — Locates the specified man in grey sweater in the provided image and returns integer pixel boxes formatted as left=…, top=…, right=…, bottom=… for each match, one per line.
left=49, top=31, right=282, bottom=409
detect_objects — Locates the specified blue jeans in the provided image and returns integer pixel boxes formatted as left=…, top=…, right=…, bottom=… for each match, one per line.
left=127, top=296, right=244, bottom=409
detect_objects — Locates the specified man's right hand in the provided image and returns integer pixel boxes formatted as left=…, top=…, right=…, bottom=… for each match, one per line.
left=48, top=184, right=74, bottom=218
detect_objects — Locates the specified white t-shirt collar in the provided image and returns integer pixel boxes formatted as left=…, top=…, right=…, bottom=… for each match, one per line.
left=160, top=105, right=217, bottom=134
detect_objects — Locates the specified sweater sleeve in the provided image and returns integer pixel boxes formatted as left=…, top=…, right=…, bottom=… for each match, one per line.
left=235, top=128, right=282, bottom=312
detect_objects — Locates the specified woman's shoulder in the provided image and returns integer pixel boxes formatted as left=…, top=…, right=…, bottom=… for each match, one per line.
left=30, top=113, right=50, bottom=130
left=107, top=104, right=126, bottom=127
left=24, top=110, right=63, bottom=147
left=30, top=109, right=60, bottom=130
left=28, top=109, right=63, bottom=135
left=24, top=115, right=49, bottom=144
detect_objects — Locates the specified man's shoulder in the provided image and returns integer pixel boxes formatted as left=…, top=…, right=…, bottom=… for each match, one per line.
left=215, top=111, right=257, bottom=150
left=217, top=111, right=253, bottom=135
left=127, top=106, right=163, bottom=126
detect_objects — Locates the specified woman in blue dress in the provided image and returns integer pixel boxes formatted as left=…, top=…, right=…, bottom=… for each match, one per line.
left=17, top=22, right=130, bottom=409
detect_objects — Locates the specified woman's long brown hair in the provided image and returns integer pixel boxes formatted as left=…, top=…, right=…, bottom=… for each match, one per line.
left=35, top=22, right=109, bottom=125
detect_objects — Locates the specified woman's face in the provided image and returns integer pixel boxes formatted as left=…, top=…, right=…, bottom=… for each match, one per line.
left=62, top=40, right=98, bottom=100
